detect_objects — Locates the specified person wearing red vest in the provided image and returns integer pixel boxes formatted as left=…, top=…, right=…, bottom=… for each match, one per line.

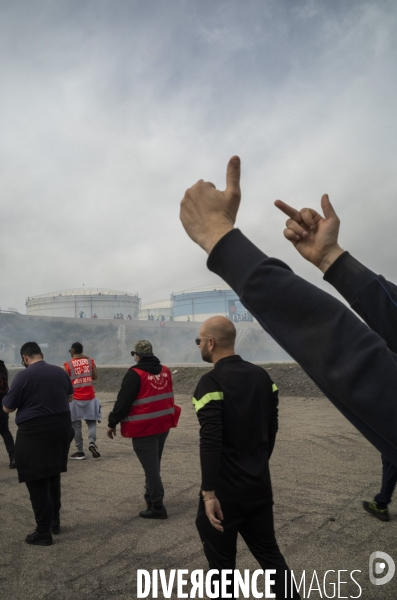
left=107, top=340, right=180, bottom=519
left=64, top=342, right=102, bottom=460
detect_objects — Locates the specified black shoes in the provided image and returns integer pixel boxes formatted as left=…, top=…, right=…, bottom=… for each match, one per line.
left=25, top=530, right=53, bottom=546
left=88, top=443, right=101, bottom=458
left=71, top=452, right=86, bottom=460
left=71, top=444, right=100, bottom=459
left=139, top=506, right=168, bottom=520
left=9, top=455, right=16, bottom=469
left=362, top=500, right=390, bottom=521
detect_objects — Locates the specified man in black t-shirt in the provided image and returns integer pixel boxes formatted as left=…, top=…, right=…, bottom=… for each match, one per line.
left=193, top=316, right=300, bottom=599
left=0, top=359, right=15, bottom=468
left=2, top=342, right=73, bottom=546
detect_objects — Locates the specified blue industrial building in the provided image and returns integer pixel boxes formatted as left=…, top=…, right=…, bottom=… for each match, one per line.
left=171, top=284, right=253, bottom=322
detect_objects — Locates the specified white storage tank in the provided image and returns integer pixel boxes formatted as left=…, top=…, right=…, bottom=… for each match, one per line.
left=26, top=288, right=140, bottom=319
left=139, top=299, right=172, bottom=320
left=171, top=284, right=252, bottom=322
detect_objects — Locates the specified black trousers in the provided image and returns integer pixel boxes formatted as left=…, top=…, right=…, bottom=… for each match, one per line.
left=132, top=430, right=169, bottom=507
left=0, top=411, right=15, bottom=457
left=196, top=497, right=300, bottom=600
left=374, top=454, right=397, bottom=507
left=25, top=474, right=61, bottom=533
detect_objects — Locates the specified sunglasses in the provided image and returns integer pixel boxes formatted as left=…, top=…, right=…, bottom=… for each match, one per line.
left=195, top=336, right=215, bottom=346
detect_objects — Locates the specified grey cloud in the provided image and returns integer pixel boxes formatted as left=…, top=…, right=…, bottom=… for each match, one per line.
left=1, top=0, right=397, bottom=313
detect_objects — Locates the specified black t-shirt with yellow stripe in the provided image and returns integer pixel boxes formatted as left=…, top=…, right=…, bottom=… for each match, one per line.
left=193, top=355, right=278, bottom=502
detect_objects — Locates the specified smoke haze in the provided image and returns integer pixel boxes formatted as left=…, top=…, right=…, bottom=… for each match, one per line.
left=1, top=1, right=397, bottom=312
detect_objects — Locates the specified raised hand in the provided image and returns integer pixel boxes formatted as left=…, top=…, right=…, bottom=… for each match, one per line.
left=180, top=156, right=241, bottom=254
left=274, top=194, right=344, bottom=273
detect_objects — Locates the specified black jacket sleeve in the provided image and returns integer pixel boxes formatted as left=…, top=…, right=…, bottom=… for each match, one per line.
left=324, top=251, right=397, bottom=353
left=193, top=375, right=223, bottom=491
left=108, top=370, right=141, bottom=428
left=0, top=361, right=9, bottom=401
left=207, top=228, right=397, bottom=467
left=268, top=388, right=279, bottom=459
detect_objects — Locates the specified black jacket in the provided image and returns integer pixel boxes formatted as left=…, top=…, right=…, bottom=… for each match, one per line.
left=208, top=229, right=397, bottom=466
left=194, top=355, right=278, bottom=502
left=108, top=356, right=162, bottom=428
left=0, top=360, right=9, bottom=401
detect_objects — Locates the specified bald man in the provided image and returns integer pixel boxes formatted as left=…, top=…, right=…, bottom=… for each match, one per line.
left=193, top=316, right=300, bottom=599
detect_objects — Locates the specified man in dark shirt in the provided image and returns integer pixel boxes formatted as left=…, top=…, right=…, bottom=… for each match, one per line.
left=194, top=316, right=300, bottom=599
left=2, top=342, right=73, bottom=546
left=107, top=340, right=180, bottom=519
left=0, top=359, right=16, bottom=468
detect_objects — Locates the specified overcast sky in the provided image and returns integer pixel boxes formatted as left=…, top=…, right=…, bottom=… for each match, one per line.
left=1, top=0, right=396, bottom=312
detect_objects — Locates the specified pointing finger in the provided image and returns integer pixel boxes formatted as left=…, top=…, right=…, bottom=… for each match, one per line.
left=225, top=155, right=241, bottom=199
left=274, top=200, right=303, bottom=222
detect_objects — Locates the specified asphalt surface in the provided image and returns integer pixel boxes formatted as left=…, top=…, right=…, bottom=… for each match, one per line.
left=1, top=393, right=396, bottom=599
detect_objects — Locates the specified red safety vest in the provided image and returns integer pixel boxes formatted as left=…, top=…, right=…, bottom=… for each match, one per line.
left=120, top=366, right=181, bottom=438
left=65, top=357, right=96, bottom=400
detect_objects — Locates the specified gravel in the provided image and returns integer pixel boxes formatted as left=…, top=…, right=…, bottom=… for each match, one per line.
left=6, top=362, right=324, bottom=398
left=95, top=363, right=325, bottom=397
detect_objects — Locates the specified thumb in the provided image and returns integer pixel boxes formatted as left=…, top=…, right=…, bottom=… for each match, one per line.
left=321, top=194, right=338, bottom=220
left=225, top=155, right=241, bottom=199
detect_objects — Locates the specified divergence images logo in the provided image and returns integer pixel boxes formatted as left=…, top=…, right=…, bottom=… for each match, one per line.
left=369, top=551, right=395, bottom=586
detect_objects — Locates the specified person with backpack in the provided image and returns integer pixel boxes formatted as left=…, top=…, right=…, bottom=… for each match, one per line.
left=0, top=359, right=16, bottom=469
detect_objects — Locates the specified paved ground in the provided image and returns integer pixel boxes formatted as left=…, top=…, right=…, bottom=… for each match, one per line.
left=1, top=393, right=396, bottom=599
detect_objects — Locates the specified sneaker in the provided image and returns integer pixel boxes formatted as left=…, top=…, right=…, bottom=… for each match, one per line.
left=139, top=506, right=168, bottom=520
left=362, top=500, right=390, bottom=522
left=9, top=456, right=16, bottom=469
left=25, top=530, right=53, bottom=546
left=88, top=443, right=101, bottom=458
left=51, top=520, right=60, bottom=535
left=71, top=452, right=86, bottom=460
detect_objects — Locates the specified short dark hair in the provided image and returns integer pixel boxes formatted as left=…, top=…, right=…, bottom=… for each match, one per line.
left=20, top=342, right=42, bottom=357
left=71, top=342, right=83, bottom=354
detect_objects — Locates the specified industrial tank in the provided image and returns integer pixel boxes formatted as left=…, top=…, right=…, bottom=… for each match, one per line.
left=26, top=288, right=140, bottom=319
left=171, top=284, right=240, bottom=322
left=139, top=299, right=172, bottom=320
